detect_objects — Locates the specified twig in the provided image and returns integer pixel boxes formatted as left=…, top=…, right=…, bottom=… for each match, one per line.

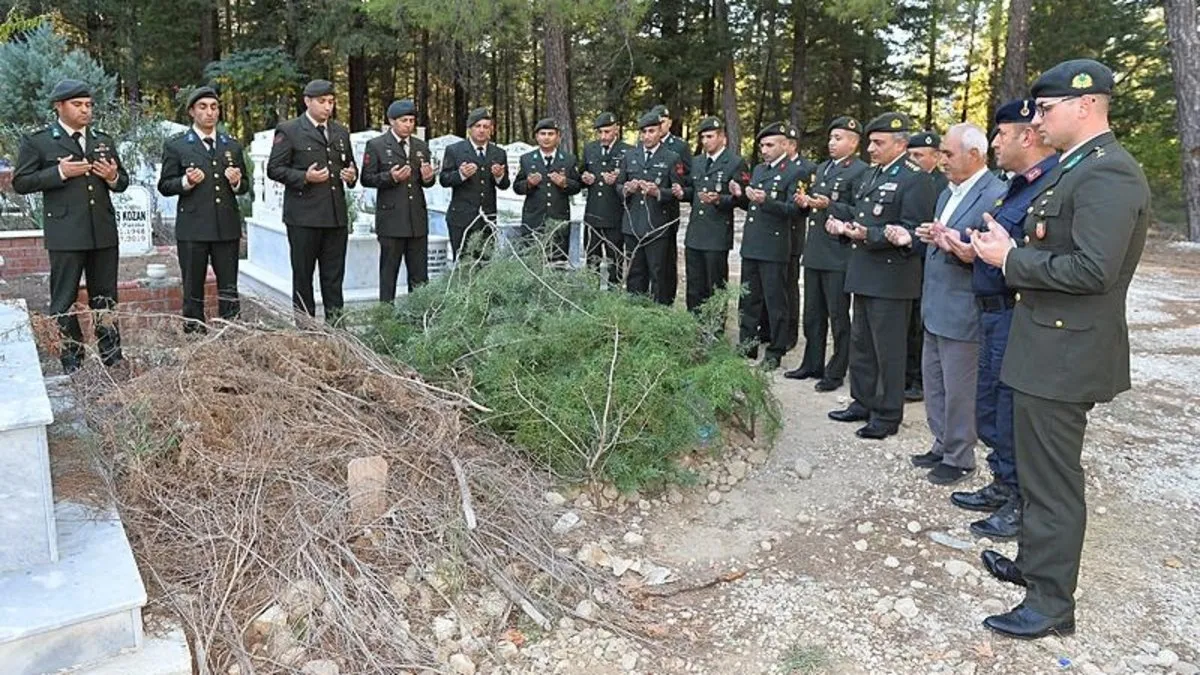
left=449, top=455, right=477, bottom=530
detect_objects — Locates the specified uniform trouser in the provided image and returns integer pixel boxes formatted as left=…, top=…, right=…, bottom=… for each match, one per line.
left=286, top=225, right=348, bottom=324
left=799, top=267, right=851, bottom=380
left=586, top=225, right=623, bottom=286
left=907, top=297, right=924, bottom=389
left=664, top=220, right=679, bottom=302
left=785, top=255, right=802, bottom=350
left=177, top=239, right=239, bottom=330
left=977, top=308, right=1018, bottom=488
left=738, top=258, right=789, bottom=360
left=48, top=247, right=122, bottom=368
left=1012, top=389, right=1093, bottom=620
left=684, top=247, right=729, bottom=313
left=520, top=219, right=570, bottom=263
left=922, top=330, right=979, bottom=469
left=449, top=211, right=493, bottom=261
left=849, top=295, right=911, bottom=425
left=625, top=234, right=672, bottom=305
left=378, top=235, right=428, bottom=303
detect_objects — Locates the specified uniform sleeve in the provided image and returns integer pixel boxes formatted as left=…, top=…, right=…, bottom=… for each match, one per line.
left=359, top=141, right=390, bottom=189
left=418, top=143, right=437, bottom=188
left=12, top=136, right=67, bottom=195
left=492, top=149, right=511, bottom=190
left=107, top=140, right=130, bottom=193
left=717, top=159, right=748, bottom=212
left=681, top=158, right=696, bottom=203
left=157, top=140, right=186, bottom=196
left=340, top=132, right=358, bottom=188
left=266, top=127, right=307, bottom=190
left=513, top=156, right=531, bottom=195
left=439, top=145, right=464, bottom=187
left=561, top=154, right=582, bottom=196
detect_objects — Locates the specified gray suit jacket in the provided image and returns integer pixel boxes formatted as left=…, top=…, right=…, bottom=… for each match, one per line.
left=921, top=171, right=1007, bottom=342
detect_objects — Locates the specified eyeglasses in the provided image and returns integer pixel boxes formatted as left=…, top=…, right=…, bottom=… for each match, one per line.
left=1034, top=96, right=1080, bottom=116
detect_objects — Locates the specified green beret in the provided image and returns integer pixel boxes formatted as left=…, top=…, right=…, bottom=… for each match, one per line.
left=534, top=117, right=560, bottom=133
left=593, top=112, right=618, bottom=129
left=908, top=131, right=941, bottom=149
left=49, top=79, right=91, bottom=103
left=303, top=79, right=334, bottom=97
left=387, top=99, right=416, bottom=120
left=187, top=86, right=219, bottom=109
left=697, top=116, right=723, bottom=134
left=1031, top=59, right=1115, bottom=98
left=649, top=104, right=670, bottom=120
left=864, top=112, right=913, bottom=135
left=466, top=107, right=491, bottom=128
left=755, top=121, right=788, bottom=142
left=637, top=112, right=662, bottom=129
left=828, top=116, right=861, bottom=135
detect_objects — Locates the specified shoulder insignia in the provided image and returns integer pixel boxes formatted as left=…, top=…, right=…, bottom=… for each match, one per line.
left=904, top=160, right=920, bottom=171
left=186, top=131, right=197, bottom=143
left=890, top=165, right=901, bottom=176
left=219, top=134, right=230, bottom=143
left=273, top=131, right=285, bottom=144
left=48, top=126, right=61, bottom=139
left=1024, top=166, right=1043, bottom=182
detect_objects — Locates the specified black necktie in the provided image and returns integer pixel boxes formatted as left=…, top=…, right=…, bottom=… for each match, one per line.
left=203, top=137, right=215, bottom=156
left=478, top=146, right=486, bottom=161
left=398, top=139, right=407, bottom=159
left=544, top=155, right=553, bottom=166
left=316, top=124, right=327, bottom=144
left=705, top=156, right=713, bottom=172
left=645, top=150, right=652, bottom=164
left=71, top=131, right=83, bottom=155
left=602, top=145, right=609, bottom=159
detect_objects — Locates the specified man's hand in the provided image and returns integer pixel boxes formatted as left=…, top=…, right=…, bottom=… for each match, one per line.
left=223, top=166, right=242, bottom=186
left=825, top=217, right=846, bottom=236
left=549, top=170, right=567, bottom=188
left=624, top=180, right=640, bottom=195
left=390, top=164, right=411, bottom=183
left=602, top=170, right=618, bottom=185
left=884, top=224, right=912, bottom=247
left=581, top=171, right=596, bottom=185
left=59, top=156, right=92, bottom=179
left=941, top=230, right=977, bottom=262
left=339, top=165, right=357, bottom=183
left=460, top=161, right=478, bottom=178
left=643, top=180, right=661, bottom=198
left=915, top=221, right=936, bottom=244
left=527, top=172, right=542, bottom=187
left=490, top=162, right=506, bottom=179
left=305, top=163, right=330, bottom=184
left=184, top=166, right=205, bottom=187
left=699, top=191, right=719, bottom=205
left=91, top=157, right=119, bottom=182
left=671, top=183, right=684, bottom=199
left=420, top=162, right=435, bottom=181
left=970, top=213, right=1014, bottom=268
left=746, top=187, right=766, bottom=204
left=844, top=222, right=868, bottom=241
left=729, top=180, right=743, bottom=198
left=808, top=194, right=831, bottom=210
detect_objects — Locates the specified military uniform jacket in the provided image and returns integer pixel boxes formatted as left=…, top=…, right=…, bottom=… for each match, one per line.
left=360, top=132, right=436, bottom=238
left=788, top=156, right=818, bottom=258
left=734, top=158, right=802, bottom=263
left=843, top=156, right=936, bottom=299
left=661, top=133, right=692, bottom=220
left=266, top=115, right=357, bottom=229
left=1000, top=132, right=1150, bottom=404
left=802, top=155, right=868, bottom=272
left=683, top=148, right=749, bottom=252
left=580, top=139, right=631, bottom=230
left=157, top=129, right=249, bottom=242
left=439, top=140, right=511, bottom=231
left=617, top=145, right=683, bottom=240
left=12, top=123, right=130, bottom=251
left=513, top=148, right=582, bottom=229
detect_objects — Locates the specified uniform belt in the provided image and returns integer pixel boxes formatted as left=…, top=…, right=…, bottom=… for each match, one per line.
left=976, top=294, right=1015, bottom=312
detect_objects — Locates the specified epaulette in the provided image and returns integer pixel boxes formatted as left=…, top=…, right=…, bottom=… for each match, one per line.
left=904, top=159, right=921, bottom=172
left=44, top=125, right=60, bottom=139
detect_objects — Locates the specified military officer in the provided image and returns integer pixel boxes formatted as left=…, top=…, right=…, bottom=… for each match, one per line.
left=361, top=99, right=436, bottom=302
left=903, top=130, right=946, bottom=402
left=580, top=112, right=631, bottom=285
left=784, top=116, right=868, bottom=391
left=972, top=59, right=1149, bottom=640
left=827, top=112, right=935, bottom=439
left=439, top=108, right=511, bottom=260
left=618, top=112, right=684, bottom=304
left=682, top=116, right=748, bottom=313
left=651, top=104, right=691, bottom=303
left=13, top=79, right=129, bottom=373
left=782, top=124, right=818, bottom=351
left=909, top=131, right=950, bottom=194
left=513, top=118, right=582, bottom=262
left=730, top=122, right=801, bottom=371
left=157, top=86, right=249, bottom=332
left=266, top=79, right=358, bottom=324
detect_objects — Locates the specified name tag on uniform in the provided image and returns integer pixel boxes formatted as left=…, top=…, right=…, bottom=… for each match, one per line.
left=880, top=182, right=898, bottom=191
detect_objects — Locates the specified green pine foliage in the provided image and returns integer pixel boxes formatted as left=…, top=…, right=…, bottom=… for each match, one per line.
left=349, top=250, right=778, bottom=491
left=0, top=22, right=117, bottom=128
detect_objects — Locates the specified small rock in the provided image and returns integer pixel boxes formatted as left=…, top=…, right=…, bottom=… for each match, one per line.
left=929, top=531, right=974, bottom=550
left=611, top=557, right=634, bottom=577
left=1078, top=663, right=1105, bottom=675
left=907, top=521, right=922, bottom=533
left=301, top=660, right=339, bottom=675
left=621, top=651, right=639, bottom=670
left=944, top=560, right=971, bottom=577
left=280, top=579, right=325, bottom=618
left=388, top=578, right=412, bottom=603
left=622, top=531, right=645, bottom=546
left=747, top=449, right=769, bottom=465
left=1158, top=650, right=1180, bottom=668
left=884, top=556, right=900, bottom=568
left=874, top=597, right=895, bottom=614
left=496, top=641, right=520, bottom=662
left=854, top=539, right=869, bottom=551
left=1172, top=661, right=1200, bottom=675
left=667, top=488, right=684, bottom=505
left=1095, top=505, right=1108, bottom=515
left=727, top=460, right=749, bottom=480
left=448, top=653, right=476, bottom=675
left=707, top=491, right=722, bottom=505
left=980, top=598, right=1007, bottom=615
left=796, top=513, right=812, bottom=525
left=602, top=484, right=620, bottom=501
left=545, top=491, right=567, bottom=506
left=1164, top=556, right=1184, bottom=569
left=552, top=511, right=582, bottom=535
left=575, top=599, right=597, bottom=620
left=577, top=542, right=611, bottom=568
left=641, top=565, right=672, bottom=585
left=432, top=616, right=457, bottom=643
left=894, top=597, right=919, bottom=619
left=250, top=605, right=289, bottom=639
left=793, top=458, right=814, bottom=479
left=760, top=540, right=773, bottom=552
left=857, top=522, right=876, bottom=535
left=1140, top=640, right=1162, bottom=654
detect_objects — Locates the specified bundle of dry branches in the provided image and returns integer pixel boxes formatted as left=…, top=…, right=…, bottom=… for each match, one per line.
left=82, top=323, right=609, bottom=674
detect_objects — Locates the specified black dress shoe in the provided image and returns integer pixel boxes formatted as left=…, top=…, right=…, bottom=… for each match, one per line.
left=904, top=386, right=924, bottom=402
left=784, top=367, right=821, bottom=380
left=983, top=604, right=1074, bottom=640
left=951, top=480, right=1014, bottom=512
left=980, top=549, right=1026, bottom=587
left=927, top=463, right=976, bottom=485
left=828, top=406, right=869, bottom=423
left=970, top=497, right=1021, bottom=540
left=910, top=451, right=943, bottom=469
left=60, top=356, right=83, bottom=375
left=855, top=422, right=898, bottom=439
left=761, top=357, right=781, bottom=372
left=814, top=377, right=843, bottom=392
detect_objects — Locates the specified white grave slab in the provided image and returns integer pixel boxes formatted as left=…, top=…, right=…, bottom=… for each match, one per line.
left=113, top=185, right=154, bottom=257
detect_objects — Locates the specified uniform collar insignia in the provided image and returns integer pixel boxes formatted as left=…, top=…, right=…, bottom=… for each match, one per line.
left=1024, top=166, right=1043, bottom=182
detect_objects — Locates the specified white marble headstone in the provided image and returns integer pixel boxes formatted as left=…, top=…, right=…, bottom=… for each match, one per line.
left=114, top=185, right=154, bottom=256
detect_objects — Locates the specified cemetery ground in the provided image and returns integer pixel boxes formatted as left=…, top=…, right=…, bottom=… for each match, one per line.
left=6, top=236, right=1200, bottom=674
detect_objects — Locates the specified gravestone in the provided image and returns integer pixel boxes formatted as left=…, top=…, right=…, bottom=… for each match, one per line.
left=113, top=185, right=154, bottom=257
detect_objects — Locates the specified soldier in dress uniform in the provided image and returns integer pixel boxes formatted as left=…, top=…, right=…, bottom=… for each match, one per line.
left=266, top=79, right=358, bottom=323
left=439, top=108, right=511, bottom=259
left=972, top=59, right=1149, bottom=640
left=784, top=116, right=868, bottom=392
left=827, top=112, right=936, bottom=439
left=13, top=79, right=129, bottom=373
left=618, top=112, right=685, bottom=304
left=650, top=104, right=690, bottom=303
left=513, top=118, right=582, bottom=262
left=361, top=99, right=436, bottom=302
left=903, top=130, right=946, bottom=402
left=157, top=86, right=250, bottom=332
left=580, top=112, right=631, bottom=285
left=681, top=116, right=748, bottom=313
left=782, top=124, right=818, bottom=351
left=730, top=122, right=801, bottom=371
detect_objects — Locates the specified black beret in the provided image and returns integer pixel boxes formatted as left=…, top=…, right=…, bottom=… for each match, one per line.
left=697, top=116, right=724, bottom=134
left=186, top=86, right=219, bottom=109
left=864, top=112, right=914, bottom=135
left=466, top=107, right=491, bottom=128
left=649, top=104, right=670, bottom=120
left=637, top=111, right=662, bottom=129
left=534, top=117, right=560, bottom=133
left=994, top=98, right=1036, bottom=125
left=755, top=121, right=788, bottom=142
left=303, top=79, right=335, bottom=97
left=387, top=99, right=416, bottom=120
left=828, top=116, right=861, bottom=135
left=783, top=123, right=799, bottom=140
left=908, top=131, right=941, bottom=149
left=593, top=112, right=618, bottom=129
left=1031, top=59, right=1115, bottom=98
left=49, top=79, right=91, bottom=103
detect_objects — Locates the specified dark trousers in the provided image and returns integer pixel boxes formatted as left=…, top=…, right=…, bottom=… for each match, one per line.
left=586, top=226, right=623, bottom=286
left=378, top=235, right=428, bottom=303
left=519, top=218, right=570, bottom=263
left=449, top=211, right=493, bottom=261
left=287, top=225, right=348, bottom=324
left=799, top=267, right=851, bottom=380
left=738, top=258, right=789, bottom=360
left=625, top=234, right=672, bottom=305
left=48, top=246, right=122, bottom=368
left=1013, top=389, right=1093, bottom=619
left=906, top=297, right=924, bottom=389
left=978, top=307, right=1018, bottom=488
left=176, top=239, right=239, bottom=331
left=664, top=222, right=679, bottom=302
left=684, top=247, right=728, bottom=313
left=785, top=255, right=802, bottom=350
left=849, top=295, right=911, bottom=425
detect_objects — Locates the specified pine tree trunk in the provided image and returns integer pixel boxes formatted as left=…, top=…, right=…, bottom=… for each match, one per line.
left=999, top=0, right=1032, bottom=102
left=960, top=0, right=980, bottom=122
left=715, top=0, right=741, bottom=151
left=1163, top=0, right=1200, bottom=241
left=789, top=0, right=809, bottom=134
left=417, top=31, right=431, bottom=132
left=924, top=0, right=937, bottom=129
left=348, top=50, right=368, bottom=132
